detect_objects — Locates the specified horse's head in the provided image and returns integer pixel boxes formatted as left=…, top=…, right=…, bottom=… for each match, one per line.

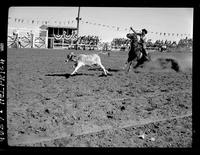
left=126, top=33, right=138, bottom=41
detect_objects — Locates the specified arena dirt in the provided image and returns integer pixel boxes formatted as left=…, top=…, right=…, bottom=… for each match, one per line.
left=7, top=48, right=192, bottom=147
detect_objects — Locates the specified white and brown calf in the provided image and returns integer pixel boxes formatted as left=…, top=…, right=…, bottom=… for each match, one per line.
left=65, top=52, right=110, bottom=75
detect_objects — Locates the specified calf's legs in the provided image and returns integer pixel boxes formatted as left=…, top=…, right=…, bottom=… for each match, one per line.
left=98, top=63, right=110, bottom=75
left=70, top=61, right=110, bottom=76
left=71, top=63, right=83, bottom=75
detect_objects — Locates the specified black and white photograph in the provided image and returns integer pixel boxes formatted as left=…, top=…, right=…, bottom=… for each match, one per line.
left=6, top=6, right=193, bottom=147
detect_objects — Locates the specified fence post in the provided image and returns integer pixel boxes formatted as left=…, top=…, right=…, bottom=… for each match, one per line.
left=45, top=31, right=48, bottom=48
left=52, top=38, right=54, bottom=48
left=31, top=32, right=35, bottom=48
left=62, top=38, right=64, bottom=49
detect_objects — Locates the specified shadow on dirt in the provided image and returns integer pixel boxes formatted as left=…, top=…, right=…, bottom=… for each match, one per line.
left=87, top=68, right=104, bottom=71
left=98, top=73, right=113, bottom=77
left=108, top=68, right=121, bottom=72
left=45, top=73, right=69, bottom=77
left=45, top=73, right=95, bottom=79
left=88, top=68, right=121, bottom=72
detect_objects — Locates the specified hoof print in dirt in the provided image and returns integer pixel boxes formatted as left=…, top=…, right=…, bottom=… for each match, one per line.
left=44, top=109, right=50, bottom=114
left=120, top=106, right=126, bottom=111
left=107, top=111, right=114, bottom=119
left=107, top=115, right=113, bottom=119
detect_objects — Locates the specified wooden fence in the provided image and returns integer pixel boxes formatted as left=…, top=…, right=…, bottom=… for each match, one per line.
left=7, top=28, right=48, bottom=49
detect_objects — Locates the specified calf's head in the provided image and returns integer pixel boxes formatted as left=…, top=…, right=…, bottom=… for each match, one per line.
left=65, top=52, right=76, bottom=62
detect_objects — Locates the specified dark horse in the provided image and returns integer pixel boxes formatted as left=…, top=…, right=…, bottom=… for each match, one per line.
left=125, top=33, right=151, bottom=73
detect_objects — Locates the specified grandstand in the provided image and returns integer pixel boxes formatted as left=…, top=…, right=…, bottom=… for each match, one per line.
left=40, top=25, right=78, bottom=49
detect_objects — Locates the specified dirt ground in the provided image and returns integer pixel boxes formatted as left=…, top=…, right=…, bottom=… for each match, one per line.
left=7, top=48, right=192, bottom=147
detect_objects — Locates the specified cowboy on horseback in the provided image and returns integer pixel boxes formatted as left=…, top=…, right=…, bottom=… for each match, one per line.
left=124, top=27, right=149, bottom=73
left=130, top=27, right=149, bottom=61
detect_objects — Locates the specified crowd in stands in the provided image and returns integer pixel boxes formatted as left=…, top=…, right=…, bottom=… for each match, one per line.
left=77, top=35, right=100, bottom=45
left=111, top=38, right=129, bottom=48
left=177, top=37, right=192, bottom=48
left=111, top=37, right=193, bottom=51
left=72, top=36, right=193, bottom=51
left=73, top=35, right=193, bottom=50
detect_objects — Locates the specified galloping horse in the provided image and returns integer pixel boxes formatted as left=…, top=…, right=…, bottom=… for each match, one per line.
left=125, top=33, right=150, bottom=73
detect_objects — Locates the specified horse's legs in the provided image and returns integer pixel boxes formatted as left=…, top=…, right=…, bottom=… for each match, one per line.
left=125, top=61, right=132, bottom=74
left=133, top=62, right=140, bottom=69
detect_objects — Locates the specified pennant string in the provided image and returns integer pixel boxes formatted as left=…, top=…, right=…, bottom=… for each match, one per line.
left=8, top=16, right=192, bottom=40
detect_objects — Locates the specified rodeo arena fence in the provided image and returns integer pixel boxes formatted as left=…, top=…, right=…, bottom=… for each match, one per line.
left=7, top=25, right=101, bottom=50
left=8, top=27, right=48, bottom=49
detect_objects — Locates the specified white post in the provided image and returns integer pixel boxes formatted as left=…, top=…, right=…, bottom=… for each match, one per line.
left=31, top=31, right=35, bottom=48
left=45, top=30, right=48, bottom=48
left=53, top=38, right=54, bottom=48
